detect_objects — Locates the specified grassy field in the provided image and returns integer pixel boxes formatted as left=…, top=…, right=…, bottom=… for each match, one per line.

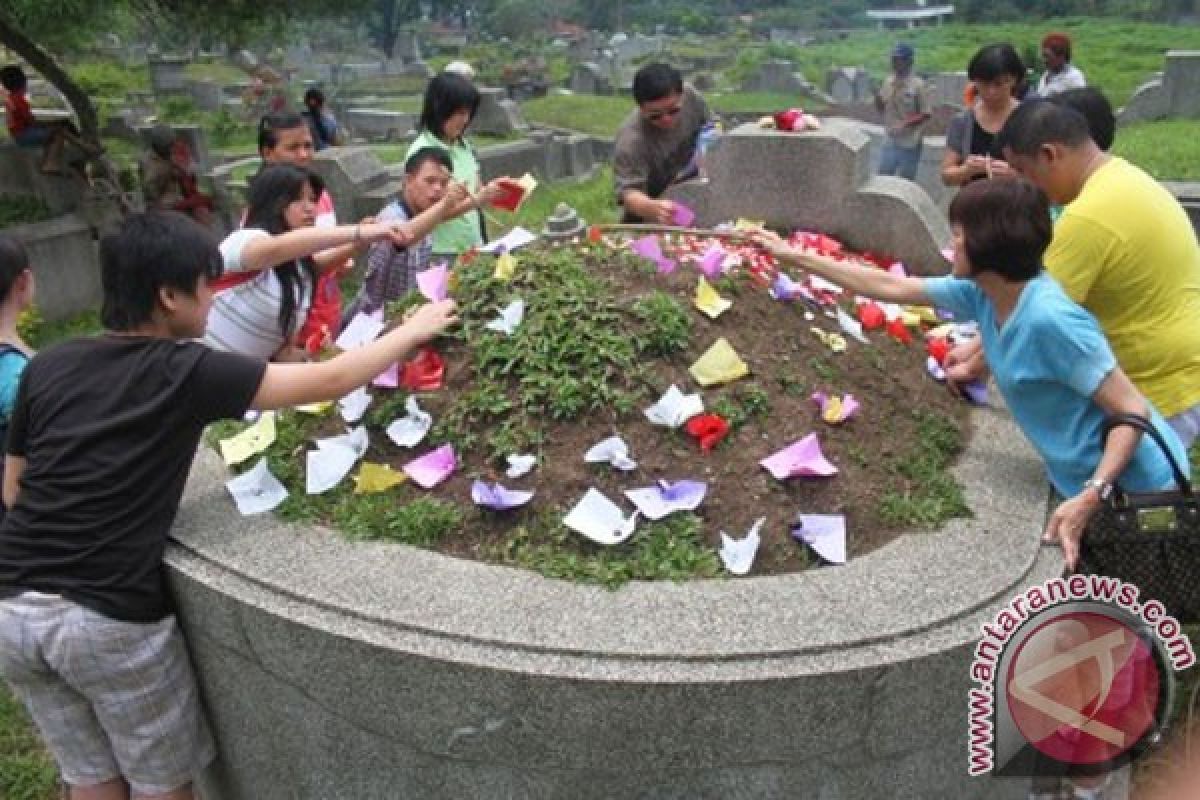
left=521, top=93, right=631, bottom=137
left=1114, top=119, right=1200, bottom=181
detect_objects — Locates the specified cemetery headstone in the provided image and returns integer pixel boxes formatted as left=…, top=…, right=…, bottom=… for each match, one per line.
left=1120, top=50, right=1200, bottom=122
left=148, top=57, right=190, bottom=94
left=472, top=88, right=530, bottom=135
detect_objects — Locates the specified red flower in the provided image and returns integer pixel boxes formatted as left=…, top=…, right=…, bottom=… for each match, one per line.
left=685, top=413, right=731, bottom=453
left=400, top=346, right=446, bottom=391
left=886, top=317, right=913, bottom=345
left=459, top=247, right=479, bottom=266
left=858, top=302, right=886, bottom=331
left=926, top=336, right=950, bottom=366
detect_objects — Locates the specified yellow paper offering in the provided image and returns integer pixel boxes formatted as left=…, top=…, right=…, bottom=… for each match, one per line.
left=734, top=218, right=765, bottom=232
left=494, top=252, right=517, bottom=281
left=693, top=277, right=732, bottom=319
left=295, top=401, right=333, bottom=415
left=822, top=396, right=845, bottom=425
left=810, top=327, right=848, bottom=354
left=904, top=305, right=940, bottom=325
left=218, top=412, right=276, bottom=467
left=900, top=310, right=922, bottom=329
left=353, top=462, right=407, bottom=494
left=689, top=338, right=749, bottom=387
left=926, top=323, right=956, bottom=340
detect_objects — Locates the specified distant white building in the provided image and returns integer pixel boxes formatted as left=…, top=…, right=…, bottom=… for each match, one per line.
left=866, top=2, right=955, bottom=29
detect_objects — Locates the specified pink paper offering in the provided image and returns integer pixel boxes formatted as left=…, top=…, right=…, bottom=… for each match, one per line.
left=790, top=513, right=847, bottom=565
left=671, top=202, right=696, bottom=228
left=416, top=262, right=449, bottom=302
left=403, top=444, right=457, bottom=489
left=631, top=235, right=676, bottom=274
left=811, top=391, right=861, bottom=425
left=760, top=433, right=838, bottom=480
left=697, top=244, right=725, bottom=278
left=372, top=362, right=399, bottom=389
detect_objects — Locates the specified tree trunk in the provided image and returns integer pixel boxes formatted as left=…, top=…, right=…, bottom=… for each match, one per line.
left=0, top=10, right=100, bottom=145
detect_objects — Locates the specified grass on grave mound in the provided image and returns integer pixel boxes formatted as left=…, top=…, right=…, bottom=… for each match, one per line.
left=213, top=240, right=971, bottom=587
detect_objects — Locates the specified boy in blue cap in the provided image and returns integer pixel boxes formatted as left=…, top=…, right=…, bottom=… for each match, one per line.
left=874, top=43, right=932, bottom=181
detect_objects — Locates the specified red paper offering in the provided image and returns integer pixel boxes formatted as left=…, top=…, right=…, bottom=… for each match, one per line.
left=400, top=346, right=446, bottom=391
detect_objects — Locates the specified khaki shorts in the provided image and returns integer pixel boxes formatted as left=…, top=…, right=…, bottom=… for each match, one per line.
left=0, top=591, right=215, bottom=795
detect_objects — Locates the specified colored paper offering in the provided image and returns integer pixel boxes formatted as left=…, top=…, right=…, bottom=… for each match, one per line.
left=905, top=305, right=939, bottom=324
left=494, top=252, right=517, bottom=281
left=719, top=517, right=765, bottom=575
left=490, top=173, right=538, bottom=212
left=485, top=298, right=525, bottom=335
left=219, top=411, right=276, bottom=466
left=338, top=387, right=372, bottom=423
left=483, top=227, right=537, bottom=255
left=295, top=401, right=333, bottom=415
left=810, top=327, right=847, bottom=353
left=335, top=311, right=385, bottom=350
left=471, top=480, right=534, bottom=510
left=791, top=514, right=847, bottom=565
left=693, top=277, right=732, bottom=319
left=386, top=396, right=432, bottom=448
left=226, top=457, right=288, bottom=515
left=373, top=362, right=399, bottom=389
left=630, top=235, right=676, bottom=274
left=836, top=307, right=868, bottom=344
left=584, top=435, right=638, bottom=471
left=353, top=462, right=406, bottom=494
left=963, top=379, right=989, bottom=406
left=885, top=317, right=913, bottom=345
left=671, top=202, right=696, bottom=227
left=760, top=433, right=838, bottom=480
left=403, top=444, right=457, bottom=489
left=400, top=347, right=445, bottom=391
left=685, top=413, right=730, bottom=453
left=770, top=272, right=804, bottom=301
left=734, top=218, right=764, bottom=232
left=941, top=246, right=955, bottom=263
left=811, top=392, right=861, bottom=425
left=505, top=453, right=537, bottom=478
left=689, top=338, right=749, bottom=387
left=926, top=336, right=950, bottom=366
left=858, top=302, right=886, bottom=330
left=644, top=384, right=704, bottom=428
left=624, top=480, right=707, bottom=521
left=563, top=488, right=640, bottom=546
left=697, top=244, right=726, bottom=278
left=416, top=262, right=449, bottom=302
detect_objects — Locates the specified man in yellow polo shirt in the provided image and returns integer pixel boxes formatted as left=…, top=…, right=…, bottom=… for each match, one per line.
left=990, top=101, right=1200, bottom=445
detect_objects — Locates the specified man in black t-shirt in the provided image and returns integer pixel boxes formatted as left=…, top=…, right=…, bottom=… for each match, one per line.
left=0, top=212, right=458, bottom=800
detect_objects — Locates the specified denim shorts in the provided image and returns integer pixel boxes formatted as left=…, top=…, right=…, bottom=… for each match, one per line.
left=13, top=125, right=52, bottom=147
left=0, top=591, right=216, bottom=794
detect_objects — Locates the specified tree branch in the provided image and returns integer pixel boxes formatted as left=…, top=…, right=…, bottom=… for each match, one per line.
left=0, top=8, right=99, bottom=144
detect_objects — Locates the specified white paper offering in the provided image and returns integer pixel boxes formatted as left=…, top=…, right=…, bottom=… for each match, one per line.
left=335, top=311, right=385, bottom=350
left=584, top=435, right=638, bottom=471
left=226, top=457, right=288, bottom=515
left=385, top=396, right=432, bottom=448
left=563, top=488, right=640, bottom=545
left=338, top=387, right=372, bottom=424
left=719, top=517, right=765, bottom=575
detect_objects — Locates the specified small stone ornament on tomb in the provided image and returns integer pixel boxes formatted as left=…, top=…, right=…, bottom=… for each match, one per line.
left=541, top=202, right=586, bottom=243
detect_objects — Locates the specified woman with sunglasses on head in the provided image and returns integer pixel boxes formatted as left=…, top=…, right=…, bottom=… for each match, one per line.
left=405, top=71, right=506, bottom=262
left=613, top=62, right=712, bottom=225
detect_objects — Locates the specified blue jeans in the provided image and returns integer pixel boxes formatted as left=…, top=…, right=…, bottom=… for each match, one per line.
left=878, top=140, right=922, bottom=180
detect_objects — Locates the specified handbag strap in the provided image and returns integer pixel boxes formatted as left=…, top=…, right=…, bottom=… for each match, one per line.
left=1102, top=412, right=1193, bottom=496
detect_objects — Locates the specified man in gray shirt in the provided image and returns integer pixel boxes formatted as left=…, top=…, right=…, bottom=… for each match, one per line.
left=875, top=43, right=932, bottom=181
left=613, top=63, right=710, bottom=225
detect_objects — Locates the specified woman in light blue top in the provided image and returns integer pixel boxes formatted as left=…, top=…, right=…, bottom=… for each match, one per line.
left=752, top=178, right=1186, bottom=570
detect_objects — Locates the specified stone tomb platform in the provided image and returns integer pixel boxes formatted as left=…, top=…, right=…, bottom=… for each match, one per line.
left=170, top=395, right=1059, bottom=799
left=667, top=119, right=951, bottom=275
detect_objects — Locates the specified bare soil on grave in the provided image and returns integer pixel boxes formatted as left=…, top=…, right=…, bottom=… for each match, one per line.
left=307, top=239, right=972, bottom=577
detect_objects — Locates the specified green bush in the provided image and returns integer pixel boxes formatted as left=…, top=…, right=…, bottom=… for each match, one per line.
left=0, top=196, right=53, bottom=228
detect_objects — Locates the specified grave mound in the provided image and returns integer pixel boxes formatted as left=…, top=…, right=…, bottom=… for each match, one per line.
left=214, top=230, right=971, bottom=583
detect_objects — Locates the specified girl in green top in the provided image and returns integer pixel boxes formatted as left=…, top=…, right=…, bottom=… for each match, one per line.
left=406, top=72, right=505, bottom=259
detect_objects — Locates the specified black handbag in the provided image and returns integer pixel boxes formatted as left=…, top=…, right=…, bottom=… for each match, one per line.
left=1076, top=413, right=1199, bottom=624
